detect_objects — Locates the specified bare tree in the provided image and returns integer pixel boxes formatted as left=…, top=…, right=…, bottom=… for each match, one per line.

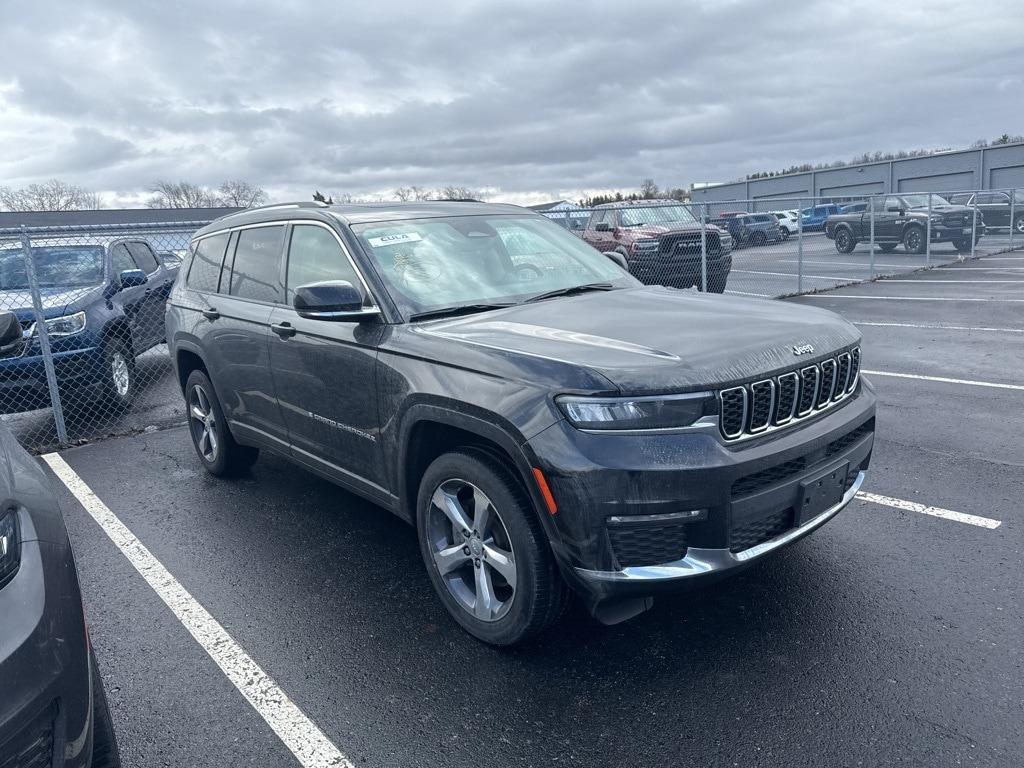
left=436, top=185, right=479, bottom=201
left=639, top=178, right=660, bottom=199
left=0, top=179, right=103, bottom=211
left=393, top=186, right=414, bottom=202
left=147, top=181, right=218, bottom=209
left=217, top=180, right=268, bottom=208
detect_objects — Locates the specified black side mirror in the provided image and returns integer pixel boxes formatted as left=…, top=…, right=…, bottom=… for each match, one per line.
left=292, top=280, right=377, bottom=321
left=118, top=269, right=148, bottom=289
left=602, top=251, right=629, bottom=271
left=0, top=311, right=22, bottom=352
left=595, top=222, right=612, bottom=232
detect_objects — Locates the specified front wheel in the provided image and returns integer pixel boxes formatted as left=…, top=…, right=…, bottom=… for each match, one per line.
left=707, top=273, right=728, bottom=293
left=834, top=227, right=857, bottom=254
left=185, top=370, right=258, bottom=476
left=1014, top=215, right=1024, bottom=236
left=417, top=451, right=568, bottom=646
left=101, top=336, right=137, bottom=408
left=779, top=227, right=790, bottom=241
left=903, top=226, right=926, bottom=254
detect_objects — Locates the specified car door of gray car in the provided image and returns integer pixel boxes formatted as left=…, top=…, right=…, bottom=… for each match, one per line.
left=267, top=222, right=386, bottom=494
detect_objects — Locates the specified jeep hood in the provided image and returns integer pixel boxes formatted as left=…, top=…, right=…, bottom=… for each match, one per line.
left=415, top=286, right=860, bottom=393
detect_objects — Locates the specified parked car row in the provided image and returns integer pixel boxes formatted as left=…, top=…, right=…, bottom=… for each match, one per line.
left=824, top=194, right=985, bottom=254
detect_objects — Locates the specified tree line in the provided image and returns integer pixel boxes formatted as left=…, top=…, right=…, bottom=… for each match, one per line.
left=313, top=185, right=482, bottom=204
left=745, top=133, right=1024, bottom=181
left=0, top=178, right=269, bottom=211
left=579, top=178, right=690, bottom=208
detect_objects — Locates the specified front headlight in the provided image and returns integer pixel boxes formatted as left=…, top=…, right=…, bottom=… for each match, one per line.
left=556, top=392, right=715, bottom=431
left=30, top=311, right=87, bottom=338
left=0, top=508, right=21, bottom=590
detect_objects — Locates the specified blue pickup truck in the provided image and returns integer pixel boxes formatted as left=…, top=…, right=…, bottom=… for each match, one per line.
left=801, top=204, right=842, bottom=231
left=0, top=238, right=176, bottom=413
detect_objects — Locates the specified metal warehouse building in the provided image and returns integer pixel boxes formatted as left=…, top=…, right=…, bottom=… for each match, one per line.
left=691, top=141, right=1024, bottom=207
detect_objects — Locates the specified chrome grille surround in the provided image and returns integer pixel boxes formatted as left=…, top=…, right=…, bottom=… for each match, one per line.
left=717, top=347, right=861, bottom=442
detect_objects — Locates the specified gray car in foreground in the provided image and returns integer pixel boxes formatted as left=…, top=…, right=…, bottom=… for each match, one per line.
left=0, top=419, right=119, bottom=767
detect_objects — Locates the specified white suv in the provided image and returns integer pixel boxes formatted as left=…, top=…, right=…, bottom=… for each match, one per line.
left=771, top=210, right=800, bottom=239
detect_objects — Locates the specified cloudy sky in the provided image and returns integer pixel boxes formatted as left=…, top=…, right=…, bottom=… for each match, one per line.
left=2, top=0, right=1022, bottom=207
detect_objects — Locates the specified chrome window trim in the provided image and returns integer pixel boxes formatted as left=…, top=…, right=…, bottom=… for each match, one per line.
left=747, top=379, right=775, bottom=433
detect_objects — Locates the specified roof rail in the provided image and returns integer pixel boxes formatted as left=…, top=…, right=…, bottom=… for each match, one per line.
left=218, top=201, right=330, bottom=218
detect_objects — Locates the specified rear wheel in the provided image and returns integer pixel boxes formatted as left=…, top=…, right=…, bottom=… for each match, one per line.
left=185, top=370, right=258, bottom=476
left=416, top=451, right=568, bottom=646
left=834, top=227, right=857, bottom=254
left=903, top=226, right=926, bottom=254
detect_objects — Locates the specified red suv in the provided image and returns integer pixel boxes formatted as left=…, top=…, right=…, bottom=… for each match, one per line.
left=581, top=201, right=733, bottom=292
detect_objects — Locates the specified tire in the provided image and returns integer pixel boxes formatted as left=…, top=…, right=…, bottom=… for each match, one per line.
left=878, top=243, right=898, bottom=253
left=185, top=369, right=259, bottom=476
left=1014, top=215, right=1024, bottom=236
left=951, top=239, right=970, bottom=252
left=100, top=336, right=137, bottom=409
left=780, top=227, right=790, bottom=241
left=416, top=450, right=568, bottom=646
left=90, top=650, right=121, bottom=768
left=834, top=227, right=857, bottom=254
left=707, top=273, right=728, bottom=293
left=752, top=232, right=767, bottom=247
left=903, top=225, right=926, bottom=254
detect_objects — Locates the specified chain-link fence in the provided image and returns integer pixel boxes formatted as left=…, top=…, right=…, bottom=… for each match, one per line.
left=542, top=188, right=1021, bottom=298
left=0, top=221, right=213, bottom=452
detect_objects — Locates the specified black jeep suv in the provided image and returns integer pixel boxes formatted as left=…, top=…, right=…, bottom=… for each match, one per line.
left=167, top=201, right=875, bottom=645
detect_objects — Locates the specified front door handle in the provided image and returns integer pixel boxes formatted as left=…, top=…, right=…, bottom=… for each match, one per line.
left=271, top=322, right=296, bottom=338
left=201, top=308, right=220, bottom=321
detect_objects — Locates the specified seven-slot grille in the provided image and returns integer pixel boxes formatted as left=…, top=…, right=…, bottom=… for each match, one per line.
left=718, top=347, right=860, bottom=441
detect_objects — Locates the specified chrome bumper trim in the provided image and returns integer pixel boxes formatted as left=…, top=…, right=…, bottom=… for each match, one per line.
left=575, top=471, right=865, bottom=583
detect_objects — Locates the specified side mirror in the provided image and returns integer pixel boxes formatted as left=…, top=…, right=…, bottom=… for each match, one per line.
left=0, top=311, right=22, bottom=353
left=292, top=280, right=377, bottom=321
left=602, top=251, right=629, bottom=271
left=118, top=269, right=148, bottom=289
left=595, top=222, right=612, bottom=232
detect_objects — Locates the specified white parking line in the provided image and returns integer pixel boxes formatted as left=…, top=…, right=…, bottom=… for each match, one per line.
left=724, top=290, right=771, bottom=297
left=731, top=269, right=852, bottom=281
left=801, top=295, right=1024, bottom=302
left=863, top=370, right=1024, bottom=391
left=780, top=259, right=906, bottom=269
left=42, top=453, right=353, bottom=768
left=854, top=321, right=1024, bottom=333
left=879, top=279, right=1024, bottom=284
left=855, top=491, right=1001, bottom=529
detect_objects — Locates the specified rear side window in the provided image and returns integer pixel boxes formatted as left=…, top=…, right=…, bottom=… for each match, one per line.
left=187, top=233, right=230, bottom=293
left=228, top=226, right=286, bottom=303
left=127, top=242, right=159, bottom=274
left=285, top=225, right=360, bottom=302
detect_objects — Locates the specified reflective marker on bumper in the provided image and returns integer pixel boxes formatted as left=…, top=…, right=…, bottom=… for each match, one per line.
left=532, top=468, right=558, bottom=515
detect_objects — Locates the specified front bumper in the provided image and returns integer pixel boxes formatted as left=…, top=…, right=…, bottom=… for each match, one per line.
left=0, top=346, right=102, bottom=412
left=524, top=380, right=876, bottom=613
left=929, top=222, right=985, bottom=242
left=0, top=510, right=93, bottom=768
left=630, top=253, right=732, bottom=289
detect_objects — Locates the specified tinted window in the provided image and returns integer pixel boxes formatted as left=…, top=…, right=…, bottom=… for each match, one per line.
left=111, top=244, right=135, bottom=276
left=976, top=193, right=1007, bottom=205
left=229, top=226, right=285, bottom=303
left=127, top=242, right=159, bottom=274
left=286, top=225, right=360, bottom=302
left=187, top=233, right=230, bottom=292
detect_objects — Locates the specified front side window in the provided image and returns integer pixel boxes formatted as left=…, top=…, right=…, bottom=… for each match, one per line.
left=187, top=233, right=230, bottom=292
left=127, top=242, right=159, bottom=274
left=350, top=214, right=635, bottom=316
left=0, top=245, right=105, bottom=289
left=286, top=225, right=360, bottom=302
left=229, top=226, right=285, bottom=303
left=111, top=244, right=136, bottom=276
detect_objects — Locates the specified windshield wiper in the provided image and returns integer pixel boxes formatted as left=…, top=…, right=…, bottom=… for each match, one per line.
left=524, top=283, right=617, bottom=303
left=409, top=302, right=516, bottom=322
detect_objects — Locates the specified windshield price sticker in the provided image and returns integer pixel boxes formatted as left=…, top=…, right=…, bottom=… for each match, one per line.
left=368, top=232, right=423, bottom=248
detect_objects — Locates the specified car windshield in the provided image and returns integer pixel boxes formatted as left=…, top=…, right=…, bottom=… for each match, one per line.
left=901, top=194, right=950, bottom=208
left=350, top=214, right=636, bottom=317
left=0, top=245, right=105, bottom=290
left=617, top=205, right=697, bottom=227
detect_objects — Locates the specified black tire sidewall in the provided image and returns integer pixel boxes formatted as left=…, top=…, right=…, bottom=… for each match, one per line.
left=904, top=226, right=925, bottom=254
left=416, top=451, right=555, bottom=646
left=836, top=228, right=855, bottom=253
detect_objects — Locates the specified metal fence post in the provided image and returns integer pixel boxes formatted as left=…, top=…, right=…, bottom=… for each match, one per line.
left=700, top=203, right=708, bottom=292
left=869, top=200, right=875, bottom=279
left=1010, top=189, right=1017, bottom=252
left=970, top=198, right=978, bottom=261
left=796, top=200, right=804, bottom=294
left=19, top=227, right=69, bottom=446
left=925, top=193, right=932, bottom=266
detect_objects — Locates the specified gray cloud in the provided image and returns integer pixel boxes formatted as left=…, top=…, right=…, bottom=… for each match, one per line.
left=1, top=0, right=1022, bottom=204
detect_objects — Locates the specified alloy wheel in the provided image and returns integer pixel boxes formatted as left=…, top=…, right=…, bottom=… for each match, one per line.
left=188, top=384, right=219, bottom=462
left=426, top=479, right=517, bottom=622
left=1015, top=217, right=1024, bottom=234
left=111, top=352, right=131, bottom=398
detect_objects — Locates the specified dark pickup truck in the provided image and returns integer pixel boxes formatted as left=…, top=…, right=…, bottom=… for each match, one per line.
left=825, top=194, right=985, bottom=254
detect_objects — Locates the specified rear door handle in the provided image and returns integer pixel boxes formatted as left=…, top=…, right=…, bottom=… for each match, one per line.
left=201, top=308, right=220, bottom=321
left=271, top=322, right=296, bottom=338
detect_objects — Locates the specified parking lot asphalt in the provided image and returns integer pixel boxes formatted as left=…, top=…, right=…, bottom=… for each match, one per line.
left=39, top=251, right=1024, bottom=768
